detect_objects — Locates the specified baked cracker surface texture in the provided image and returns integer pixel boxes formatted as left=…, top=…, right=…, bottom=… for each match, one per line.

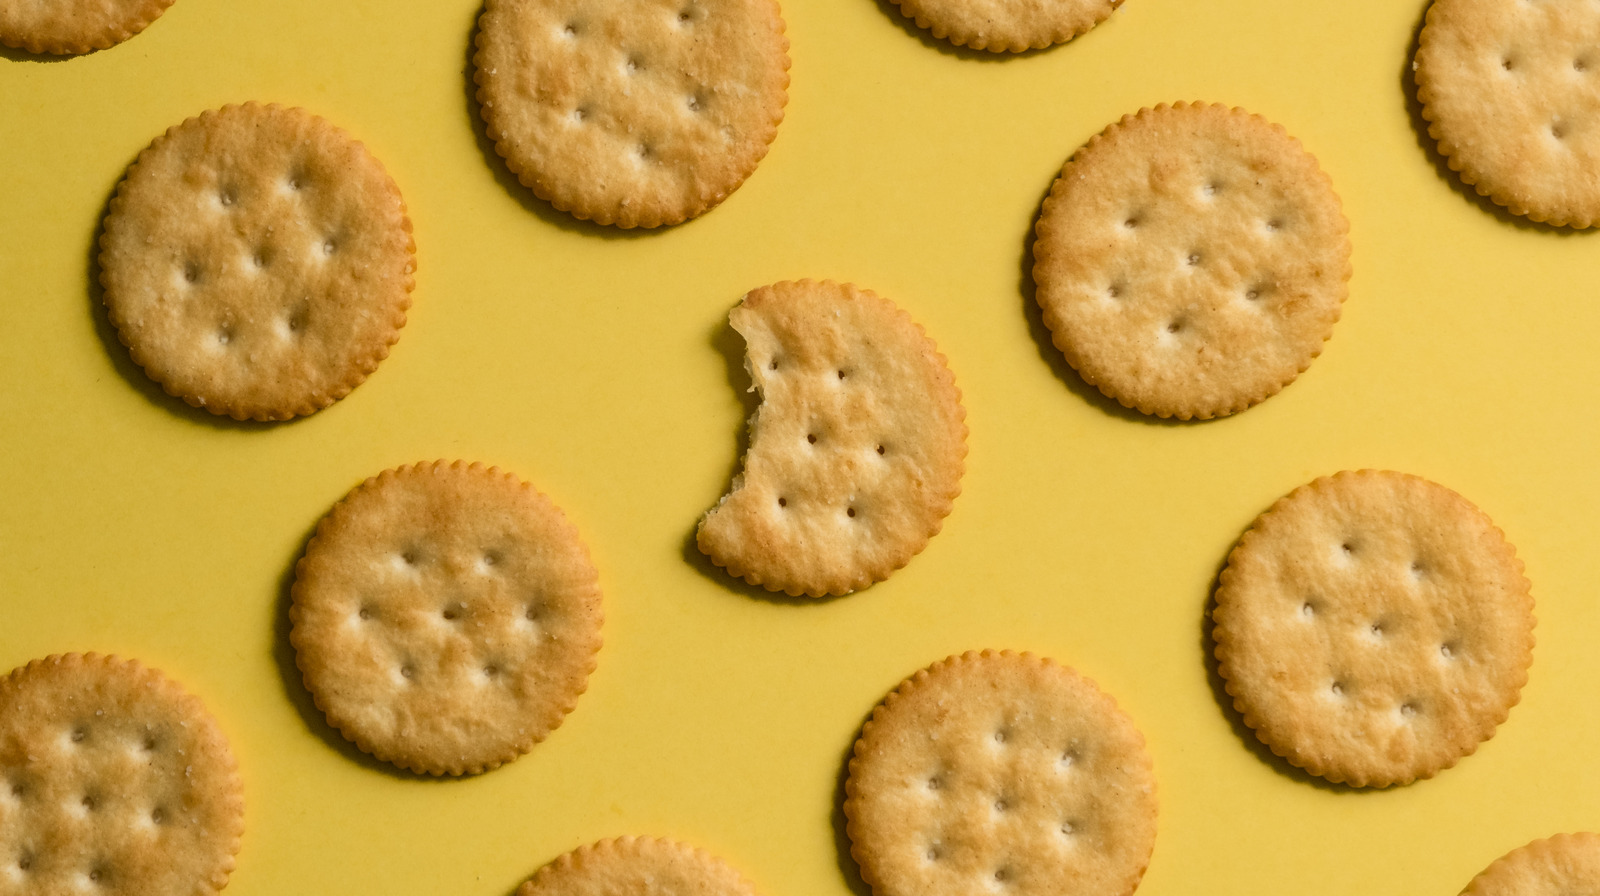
left=696, top=280, right=967, bottom=598
left=845, top=650, right=1158, bottom=896
left=0, top=653, right=244, bottom=896
left=518, top=837, right=761, bottom=896
left=1417, top=0, right=1600, bottom=227
left=0, top=0, right=175, bottom=54
left=100, top=102, right=416, bottom=421
left=891, top=0, right=1119, bottom=53
left=290, top=460, right=603, bottom=776
left=474, top=0, right=790, bottom=228
left=1461, top=834, right=1600, bottom=896
left=1213, top=470, right=1535, bottom=787
left=1033, top=102, right=1351, bottom=420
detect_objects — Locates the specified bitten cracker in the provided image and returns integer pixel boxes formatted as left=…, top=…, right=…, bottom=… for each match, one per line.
left=1213, top=470, right=1535, bottom=787
left=474, top=0, right=789, bottom=228
left=0, top=0, right=174, bottom=54
left=1461, top=834, right=1600, bottom=896
left=845, top=650, right=1158, bottom=896
left=100, top=103, right=416, bottom=421
left=890, top=0, right=1119, bottom=53
left=290, top=461, right=603, bottom=776
left=1417, top=0, right=1600, bottom=227
left=696, top=280, right=966, bottom=597
left=0, top=653, right=243, bottom=896
left=1033, top=102, right=1351, bottom=420
left=518, top=837, right=761, bottom=896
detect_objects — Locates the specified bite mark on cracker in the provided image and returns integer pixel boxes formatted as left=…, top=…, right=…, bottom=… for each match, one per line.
left=696, top=280, right=966, bottom=598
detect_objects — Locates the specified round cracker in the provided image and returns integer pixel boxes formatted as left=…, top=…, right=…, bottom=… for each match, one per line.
left=519, top=838, right=760, bottom=896
left=0, top=0, right=174, bottom=54
left=889, top=0, right=1119, bottom=53
left=845, top=650, right=1158, bottom=896
left=1213, top=470, right=1535, bottom=787
left=696, top=280, right=967, bottom=597
left=1462, top=834, right=1600, bottom=896
left=1416, top=0, right=1600, bottom=227
left=290, top=461, right=603, bottom=776
left=0, top=653, right=243, bottom=896
left=100, top=103, right=416, bottom=422
left=1033, top=102, right=1351, bottom=420
left=473, top=0, right=790, bottom=228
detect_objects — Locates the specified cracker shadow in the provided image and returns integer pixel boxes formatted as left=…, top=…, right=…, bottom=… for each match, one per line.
left=86, top=178, right=278, bottom=431
left=271, top=518, right=443, bottom=782
left=680, top=316, right=861, bottom=606
left=0, top=46, right=75, bottom=63
left=1018, top=178, right=1187, bottom=427
left=462, top=9, right=665, bottom=241
left=1401, top=3, right=1587, bottom=236
left=1200, top=543, right=1355, bottom=795
left=831, top=711, right=874, bottom=896
left=867, top=0, right=1107, bottom=61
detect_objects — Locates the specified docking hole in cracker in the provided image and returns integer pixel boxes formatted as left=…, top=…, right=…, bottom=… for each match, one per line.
left=1416, top=0, right=1600, bottom=227
left=695, top=280, right=967, bottom=598
left=1461, top=833, right=1600, bottom=896
left=845, top=650, right=1158, bottom=896
left=100, top=103, right=416, bottom=422
left=0, top=653, right=244, bottom=896
left=1033, top=102, right=1351, bottom=420
left=290, top=461, right=603, bottom=776
left=1212, top=470, right=1535, bottom=787
left=519, top=837, right=762, bottom=896
left=473, top=0, right=790, bottom=228
left=889, top=0, right=1120, bottom=53
left=0, top=0, right=175, bottom=54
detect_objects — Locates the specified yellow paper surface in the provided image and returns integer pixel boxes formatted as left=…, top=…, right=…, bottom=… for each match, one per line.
left=3, top=0, right=1598, bottom=893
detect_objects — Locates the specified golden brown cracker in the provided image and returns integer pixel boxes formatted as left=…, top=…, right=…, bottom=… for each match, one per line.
left=474, top=0, right=790, bottom=228
left=0, top=653, right=243, bottom=896
left=1033, top=102, right=1351, bottom=420
left=1462, top=834, right=1600, bottom=896
left=290, top=461, right=603, bottom=776
left=100, top=103, right=416, bottom=421
left=696, top=280, right=966, bottom=597
left=0, top=0, right=175, bottom=54
left=1213, top=470, right=1535, bottom=787
left=519, top=838, right=760, bottom=896
left=890, top=0, right=1120, bottom=53
left=1417, top=0, right=1600, bottom=227
left=845, top=650, right=1158, bottom=896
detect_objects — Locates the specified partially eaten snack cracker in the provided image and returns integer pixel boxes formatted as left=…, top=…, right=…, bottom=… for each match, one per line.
left=696, top=280, right=966, bottom=598
left=845, top=650, right=1158, bottom=896
left=1213, top=470, right=1535, bottom=787
left=0, top=0, right=175, bottom=54
left=101, top=103, right=416, bottom=421
left=1033, top=102, right=1351, bottom=420
left=519, top=837, right=761, bottom=896
left=474, top=0, right=790, bottom=228
left=890, top=0, right=1120, bottom=53
left=1417, top=0, right=1600, bottom=227
left=0, top=653, right=244, bottom=896
left=1461, top=834, right=1600, bottom=895
left=291, top=461, right=603, bottom=776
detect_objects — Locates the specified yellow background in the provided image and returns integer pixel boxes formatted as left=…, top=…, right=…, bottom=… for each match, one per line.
left=3, top=0, right=1598, bottom=892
